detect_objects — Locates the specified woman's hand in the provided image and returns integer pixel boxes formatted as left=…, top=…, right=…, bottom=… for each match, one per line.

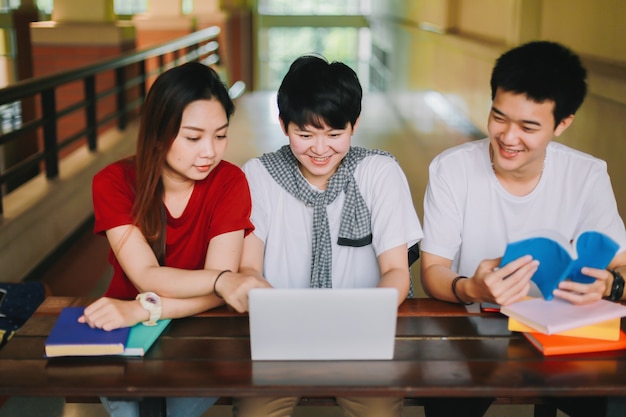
left=216, top=271, right=272, bottom=313
left=79, top=297, right=147, bottom=331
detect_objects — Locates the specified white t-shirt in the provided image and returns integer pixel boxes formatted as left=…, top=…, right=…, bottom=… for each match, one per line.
left=422, top=138, right=626, bottom=277
left=243, top=154, right=423, bottom=288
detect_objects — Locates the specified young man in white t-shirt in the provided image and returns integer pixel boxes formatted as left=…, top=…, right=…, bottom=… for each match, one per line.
left=229, top=55, right=423, bottom=417
left=421, top=40, right=626, bottom=417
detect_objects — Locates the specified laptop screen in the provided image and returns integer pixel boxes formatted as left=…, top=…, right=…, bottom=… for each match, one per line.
left=248, top=288, right=398, bottom=360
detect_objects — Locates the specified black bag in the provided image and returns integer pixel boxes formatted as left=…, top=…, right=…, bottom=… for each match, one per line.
left=0, top=282, right=46, bottom=349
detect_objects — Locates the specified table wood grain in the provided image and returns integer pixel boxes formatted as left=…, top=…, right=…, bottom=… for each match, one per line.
left=2, top=297, right=626, bottom=412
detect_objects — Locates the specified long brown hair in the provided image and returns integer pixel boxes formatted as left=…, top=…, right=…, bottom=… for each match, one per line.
left=132, top=62, right=235, bottom=261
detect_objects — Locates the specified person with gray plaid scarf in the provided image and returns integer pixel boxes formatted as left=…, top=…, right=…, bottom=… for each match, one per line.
left=229, top=55, right=422, bottom=417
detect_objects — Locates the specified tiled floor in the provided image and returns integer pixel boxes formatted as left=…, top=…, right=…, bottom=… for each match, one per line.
left=1, top=91, right=567, bottom=417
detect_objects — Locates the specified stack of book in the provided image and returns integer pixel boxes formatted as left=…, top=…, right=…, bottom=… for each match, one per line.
left=45, top=306, right=171, bottom=358
left=498, top=231, right=626, bottom=355
left=501, top=297, right=626, bottom=356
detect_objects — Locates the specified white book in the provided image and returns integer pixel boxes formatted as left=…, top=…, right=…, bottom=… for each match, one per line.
left=501, top=297, right=626, bottom=335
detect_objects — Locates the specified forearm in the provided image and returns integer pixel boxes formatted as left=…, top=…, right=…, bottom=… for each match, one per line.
left=109, top=226, right=243, bottom=299
left=376, top=245, right=411, bottom=304
left=421, top=263, right=470, bottom=304
left=377, top=267, right=411, bottom=305
left=82, top=294, right=223, bottom=330
left=133, top=267, right=229, bottom=299
left=239, top=265, right=265, bottom=280
left=129, top=296, right=223, bottom=325
left=159, top=295, right=224, bottom=319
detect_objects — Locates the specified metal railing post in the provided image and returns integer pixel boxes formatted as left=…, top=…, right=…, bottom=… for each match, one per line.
left=115, top=67, right=127, bottom=131
left=41, top=88, right=59, bottom=179
left=84, top=75, right=97, bottom=151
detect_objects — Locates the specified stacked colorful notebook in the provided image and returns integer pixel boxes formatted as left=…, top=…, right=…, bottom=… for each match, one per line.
left=45, top=306, right=171, bottom=358
left=498, top=231, right=626, bottom=355
left=501, top=297, right=626, bottom=356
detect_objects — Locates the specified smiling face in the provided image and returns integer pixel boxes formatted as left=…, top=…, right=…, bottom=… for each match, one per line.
left=488, top=88, right=573, bottom=179
left=163, top=99, right=229, bottom=185
left=282, top=118, right=358, bottom=189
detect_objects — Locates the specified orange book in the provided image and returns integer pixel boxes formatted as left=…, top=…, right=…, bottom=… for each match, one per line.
left=523, top=330, right=626, bottom=356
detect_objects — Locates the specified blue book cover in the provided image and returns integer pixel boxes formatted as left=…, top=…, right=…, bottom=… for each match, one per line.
left=122, top=319, right=171, bottom=356
left=500, top=230, right=619, bottom=300
left=45, top=306, right=130, bottom=357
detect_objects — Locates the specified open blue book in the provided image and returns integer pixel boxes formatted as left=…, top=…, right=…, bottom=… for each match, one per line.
left=500, top=230, right=619, bottom=300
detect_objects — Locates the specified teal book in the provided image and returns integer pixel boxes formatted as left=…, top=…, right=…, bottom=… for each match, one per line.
left=500, top=230, right=619, bottom=300
left=45, top=307, right=130, bottom=357
left=121, top=319, right=171, bottom=356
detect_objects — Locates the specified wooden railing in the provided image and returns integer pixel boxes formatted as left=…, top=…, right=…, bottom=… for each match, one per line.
left=0, top=26, right=225, bottom=215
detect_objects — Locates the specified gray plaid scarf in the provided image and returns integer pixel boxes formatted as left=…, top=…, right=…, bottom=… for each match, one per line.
left=259, top=145, right=394, bottom=288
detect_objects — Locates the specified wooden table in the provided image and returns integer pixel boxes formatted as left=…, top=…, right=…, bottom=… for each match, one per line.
left=1, top=297, right=626, bottom=417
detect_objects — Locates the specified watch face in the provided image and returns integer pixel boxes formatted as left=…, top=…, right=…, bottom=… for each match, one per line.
left=145, top=294, right=159, bottom=305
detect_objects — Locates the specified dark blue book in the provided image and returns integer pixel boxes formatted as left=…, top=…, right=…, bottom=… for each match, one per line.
left=500, top=230, right=619, bottom=300
left=45, top=306, right=130, bottom=357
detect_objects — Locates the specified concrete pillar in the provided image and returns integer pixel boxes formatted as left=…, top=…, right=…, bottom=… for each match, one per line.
left=212, top=2, right=253, bottom=90
left=29, top=0, right=137, bottom=152
left=193, top=0, right=221, bottom=14
left=132, top=0, right=194, bottom=48
left=51, top=0, right=115, bottom=23
left=31, top=0, right=135, bottom=76
left=146, top=0, right=183, bottom=17
left=192, top=0, right=230, bottom=83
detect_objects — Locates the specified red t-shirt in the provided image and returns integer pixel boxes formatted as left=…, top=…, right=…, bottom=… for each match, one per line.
left=92, top=158, right=254, bottom=299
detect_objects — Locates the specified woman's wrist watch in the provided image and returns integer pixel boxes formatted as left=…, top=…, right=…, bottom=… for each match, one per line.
left=136, top=292, right=162, bottom=326
left=605, top=269, right=625, bottom=302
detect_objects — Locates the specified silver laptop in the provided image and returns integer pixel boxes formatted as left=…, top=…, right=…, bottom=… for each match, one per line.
left=248, top=288, right=398, bottom=360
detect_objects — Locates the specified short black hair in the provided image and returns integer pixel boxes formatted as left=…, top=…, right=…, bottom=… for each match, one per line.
left=277, top=54, right=362, bottom=130
left=490, top=41, right=587, bottom=126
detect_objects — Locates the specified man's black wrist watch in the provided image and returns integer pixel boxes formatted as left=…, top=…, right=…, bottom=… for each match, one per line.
left=606, top=269, right=625, bottom=302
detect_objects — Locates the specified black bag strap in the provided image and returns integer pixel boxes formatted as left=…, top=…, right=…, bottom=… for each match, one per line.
left=408, top=242, right=420, bottom=267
